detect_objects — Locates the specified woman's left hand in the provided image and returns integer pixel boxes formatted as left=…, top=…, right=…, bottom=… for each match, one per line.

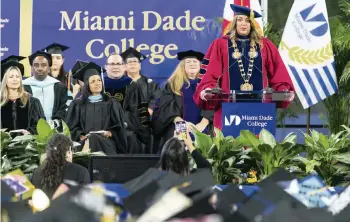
left=103, top=131, right=112, bottom=138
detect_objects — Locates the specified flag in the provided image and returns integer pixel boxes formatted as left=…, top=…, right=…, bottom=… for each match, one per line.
left=279, top=0, right=337, bottom=109
left=222, top=0, right=264, bottom=36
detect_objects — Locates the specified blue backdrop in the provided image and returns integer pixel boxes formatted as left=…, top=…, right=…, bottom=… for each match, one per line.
left=2, top=0, right=225, bottom=82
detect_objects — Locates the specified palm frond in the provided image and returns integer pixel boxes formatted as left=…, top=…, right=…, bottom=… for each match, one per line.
left=339, top=0, right=350, bottom=16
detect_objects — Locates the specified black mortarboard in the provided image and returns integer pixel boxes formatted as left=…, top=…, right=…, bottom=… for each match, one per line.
left=72, top=61, right=106, bottom=83
left=159, top=169, right=215, bottom=199
left=261, top=201, right=334, bottom=222
left=122, top=181, right=166, bottom=216
left=1, top=181, right=16, bottom=201
left=177, top=50, right=205, bottom=61
left=230, top=4, right=262, bottom=18
left=334, top=204, right=350, bottom=221
left=28, top=50, right=52, bottom=67
left=235, top=183, right=306, bottom=221
left=1, top=201, right=33, bottom=221
left=215, top=184, right=248, bottom=219
left=1, top=55, right=25, bottom=79
left=120, top=47, right=147, bottom=62
left=170, top=192, right=216, bottom=220
left=258, top=168, right=295, bottom=188
left=70, top=60, right=89, bottom=76
left=123, top=168, right=169, bottom=193
left=42, top=43, right=69, bottom=54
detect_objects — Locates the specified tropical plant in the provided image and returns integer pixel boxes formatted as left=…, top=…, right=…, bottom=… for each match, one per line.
left=323, top=0, right=350, bottom=133
left=1, top=119, right=71, bottom=178
left=236, top=129, right=305, bottom=179
left=192, top=128, right=246, bottom=184
left=293, top=125, right=350, bottom=186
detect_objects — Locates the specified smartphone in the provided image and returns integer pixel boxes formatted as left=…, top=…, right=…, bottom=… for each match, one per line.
left=175, top=121, right=187, bottom=140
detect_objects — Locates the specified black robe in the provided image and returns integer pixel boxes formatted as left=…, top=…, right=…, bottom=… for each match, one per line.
left=24, top=83, right=68, bottom=120
left=0, top=96, right=45, bottom=134
left=65, top=95, right=128, bottom=154
left=153, top=80, right=214, bottom=152
left=135, top=75, right=161, bottom=110
left=104, top=74, right=151, bottom=154
left=31, top=162, right=90, bottom=198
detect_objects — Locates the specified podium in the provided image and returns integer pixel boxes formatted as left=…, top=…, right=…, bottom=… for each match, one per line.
left=205, top=89, right=295, bottom=137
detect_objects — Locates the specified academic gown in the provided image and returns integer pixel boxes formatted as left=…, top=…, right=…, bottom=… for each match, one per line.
left=0, top=96, right=45, bottom=134
left=104, top=74, right=151, bottom=154
left=31, top=162, right=90, bottom=198
left=193, top=35, right=295, bottom=129
left=153, top=79, right=214, bottom=152
left=23, top=77, right=68, bottom=121
left=65, top=95, right=128, bottom=154
left=135, top=75, right=161, bottom=110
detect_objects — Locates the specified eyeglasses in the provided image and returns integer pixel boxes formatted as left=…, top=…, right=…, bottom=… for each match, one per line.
left=106, top=62, right=123, bottom=66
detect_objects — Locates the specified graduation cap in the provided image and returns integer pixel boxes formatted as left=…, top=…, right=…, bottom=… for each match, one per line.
left=230, top=4, right=262, bottom=19
left=177, top=50, right=205, bottom=61
left=258, top=168, right=295, bottom=188
left=121, top=47, right=147, bottom=62
left=28, top=50, right=52, bottom=67
left=1, top=180, right=16, bottom=201
left=70, top=60, right=89, bottom=76
left=215, top=184, right=248, bottom=219
left=1, top=55, right=25, bottom=80
left=42, top=43, right=69, bottom=54
left=260, top=200, right=334, bottom=222
left=72, top=61, right=106, bottom=83
left=234, top=183, right=306, bottom=221
left=170, top=192, right=216, bottom=220
left=159, top=169, right=215, bottom=199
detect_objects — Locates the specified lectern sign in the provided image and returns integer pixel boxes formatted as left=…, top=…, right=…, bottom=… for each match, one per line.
left=222, top=103, right=276, bottom=137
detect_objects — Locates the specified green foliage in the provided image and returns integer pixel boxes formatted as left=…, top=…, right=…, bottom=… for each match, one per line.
left=294, top=125, right=350, bottom=186
left=1, top=119, right=71, bottom=178
left=238, top=129, right=305, bottom=177
left=192, top=127, right=244, bottom=184
left=323, top=0, right=350, bottom=133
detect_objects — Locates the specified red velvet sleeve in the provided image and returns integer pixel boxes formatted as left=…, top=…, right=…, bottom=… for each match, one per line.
left=262, top=38, right=295, bottom=108
left=193, top=39, right=223, bottom=110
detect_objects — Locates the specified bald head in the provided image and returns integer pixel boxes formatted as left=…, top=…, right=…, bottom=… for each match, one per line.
left=105, top=53, right=125, bottom=79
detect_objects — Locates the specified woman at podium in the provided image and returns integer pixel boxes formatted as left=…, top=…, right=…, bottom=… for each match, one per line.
left=193, top=4, right=294, bottom=130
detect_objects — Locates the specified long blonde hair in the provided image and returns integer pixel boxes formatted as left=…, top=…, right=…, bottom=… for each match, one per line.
left=0, top=66, right=28, bottom=107
left=228, top=16, right=262, bottom=48
left=168, top=60, right=199, bottom=95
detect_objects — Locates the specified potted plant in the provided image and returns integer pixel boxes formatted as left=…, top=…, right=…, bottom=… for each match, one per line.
left=191, top=128, right=245, bottom=184
left=293, top=125, right=350, bottom=186
left=237, top=129, right=305, bottom=180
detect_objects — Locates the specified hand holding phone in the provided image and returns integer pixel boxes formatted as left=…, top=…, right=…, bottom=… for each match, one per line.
left=175, top=121, right=187, bottom=141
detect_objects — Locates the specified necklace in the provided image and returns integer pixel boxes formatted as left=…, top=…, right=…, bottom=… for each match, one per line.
left=231, top=39, right=257, bottom=91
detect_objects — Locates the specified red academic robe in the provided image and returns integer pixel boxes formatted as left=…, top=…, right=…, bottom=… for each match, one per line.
left=193, top=35, right=295, bottom=130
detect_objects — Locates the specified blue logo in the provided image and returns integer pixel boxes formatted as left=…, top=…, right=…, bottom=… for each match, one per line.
left=222, top=103, right=276, bottom=138
left=299, top=3, right=328, bottom=37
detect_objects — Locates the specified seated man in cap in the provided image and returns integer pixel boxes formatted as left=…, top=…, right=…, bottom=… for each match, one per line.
left=23, top=51, right=68, bottom=127
left=104, top=52, right=151, bottom=153
left=65, top=61, right=128, bottom=154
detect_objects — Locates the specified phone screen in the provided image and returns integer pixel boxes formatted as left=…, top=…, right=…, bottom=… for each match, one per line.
left=175, top=121, right=187, bottom=140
